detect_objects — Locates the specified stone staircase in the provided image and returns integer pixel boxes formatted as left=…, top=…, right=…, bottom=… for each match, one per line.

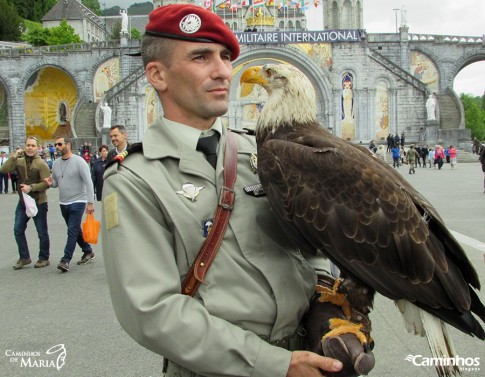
left=73, top=102, right=98, bottom=138
left=435, top=89, right=463, bottom=130
left=68, top=101, right=102, bottom=150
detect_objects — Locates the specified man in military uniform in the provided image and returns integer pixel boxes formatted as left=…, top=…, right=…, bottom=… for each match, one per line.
left=102, top=5, right=372, bottom=377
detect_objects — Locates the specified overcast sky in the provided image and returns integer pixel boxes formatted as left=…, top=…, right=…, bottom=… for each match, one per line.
left=306, top=0, right=484, bottom=96
left=105, top=0, right=484, bottom=96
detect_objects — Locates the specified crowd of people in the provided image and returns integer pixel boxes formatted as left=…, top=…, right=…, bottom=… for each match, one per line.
left=0, top=124, right=129, bottom=273
left=2, top=124, right=129, bottom=201
left=375, top=139, right=460, bottom=173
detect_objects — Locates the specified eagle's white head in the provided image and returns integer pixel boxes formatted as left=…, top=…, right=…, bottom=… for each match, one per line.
left=240, top=64, right=318, bottom=133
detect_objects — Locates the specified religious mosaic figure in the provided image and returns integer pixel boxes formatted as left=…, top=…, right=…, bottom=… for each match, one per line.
left=341, top=73, right=355, bottom=140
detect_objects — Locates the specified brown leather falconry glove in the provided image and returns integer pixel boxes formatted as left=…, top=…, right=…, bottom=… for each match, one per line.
left=302, top=275, right=375, bottom=377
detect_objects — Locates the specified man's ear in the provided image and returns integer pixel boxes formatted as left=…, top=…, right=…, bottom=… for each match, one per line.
left=145, top=62, right=168, bottom=92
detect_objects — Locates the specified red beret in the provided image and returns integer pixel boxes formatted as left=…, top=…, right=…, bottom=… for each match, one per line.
left=145, top=4, right=240, bottom=61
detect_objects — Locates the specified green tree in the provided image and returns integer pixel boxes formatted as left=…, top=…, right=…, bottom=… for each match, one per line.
left=82, top=0, right=102, bottom=16
left=110, top=21, right=121, bottom=41
left=0, top=0, right=22, bottom=41
left=21, top=23, right=50, bottom=45
left=22, top=20, right=83, bottom=46
left=130, top=28, right=141, bottom=40
left=461, top=94, right=485, bottom=141
left=104, top=6, right=121, bottom=16
left=128, top=2, right=154, bottom=15
left=12, top=0, right=57, bottom=22
left=47, top=19, right=83, bottom=45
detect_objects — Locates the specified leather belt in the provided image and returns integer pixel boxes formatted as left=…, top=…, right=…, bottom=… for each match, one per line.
left=182, top=131, right=238, bottom=296
left=261, top=328, right=306, bottom=350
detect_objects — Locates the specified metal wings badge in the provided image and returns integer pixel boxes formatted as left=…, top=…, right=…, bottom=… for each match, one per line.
left=176, top=183, right=204, bottom=202
left=250, top=153, right=258, bottom=174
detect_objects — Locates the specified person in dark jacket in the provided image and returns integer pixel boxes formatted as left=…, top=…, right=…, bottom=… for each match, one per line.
left=107, top=125, right=130, bottom=162
left=0, top=137, right=51, bottom=269
left=92, top=144, right=109, bottom=201
left=479, top=143, right=485, bottom=193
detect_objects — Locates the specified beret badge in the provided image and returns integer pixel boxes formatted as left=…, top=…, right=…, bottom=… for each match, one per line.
left=179, top=14, right=202, bottom=34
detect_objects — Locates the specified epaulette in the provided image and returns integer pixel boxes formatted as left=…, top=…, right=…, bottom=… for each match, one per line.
left=105, top=142, right=143, bottom=169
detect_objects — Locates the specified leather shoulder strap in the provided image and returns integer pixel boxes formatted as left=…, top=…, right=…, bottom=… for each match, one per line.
left=182, top=131, right=238, bottom=296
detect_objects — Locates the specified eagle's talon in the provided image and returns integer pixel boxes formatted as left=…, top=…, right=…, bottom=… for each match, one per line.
left=322, top=318, right=369, bottom=348
left=315, top=279, right=352, bottom=318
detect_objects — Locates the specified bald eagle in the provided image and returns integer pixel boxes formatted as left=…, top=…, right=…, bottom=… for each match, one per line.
left=240, top=64, right=485, bottom=376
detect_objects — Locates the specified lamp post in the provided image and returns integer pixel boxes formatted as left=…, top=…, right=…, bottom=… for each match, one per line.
left=393, top=8, right=399, bottom=33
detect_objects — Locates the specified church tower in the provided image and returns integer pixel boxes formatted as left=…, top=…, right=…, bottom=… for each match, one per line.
left=152, top=0, right=307, bottom=33
left=323, top=0, right=363, bottom=30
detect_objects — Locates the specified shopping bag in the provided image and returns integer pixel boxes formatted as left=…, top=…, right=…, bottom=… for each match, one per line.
left=22, top=192, right=38, bottom=217
left=82, top=213, right=100, bottom=244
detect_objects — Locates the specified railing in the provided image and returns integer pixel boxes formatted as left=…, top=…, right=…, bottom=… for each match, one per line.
left=366, top=46, right=429, bottom=94
left=103, top=67, right=145, bottom=104
left=0, top=40, right=141, bottom=57
left=408, top=34, right=484, bottom=44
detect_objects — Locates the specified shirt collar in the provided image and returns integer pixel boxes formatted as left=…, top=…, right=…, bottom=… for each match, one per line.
left=163, top=117, right=222, bottom=151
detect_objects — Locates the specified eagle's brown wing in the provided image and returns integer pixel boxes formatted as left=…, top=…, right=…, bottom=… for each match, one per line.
left=257, top=126, right=484, bottom=336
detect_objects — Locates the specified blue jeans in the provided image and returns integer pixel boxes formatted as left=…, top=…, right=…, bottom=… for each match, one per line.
left=14, top=201, right=50, bottom=260
left=0, top=172, right=8, bottom=193
left=60, top=202, right=92, bottom=262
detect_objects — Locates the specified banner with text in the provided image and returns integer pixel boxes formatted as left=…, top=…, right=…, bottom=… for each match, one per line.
left=234, top=30, right=362, bottom=44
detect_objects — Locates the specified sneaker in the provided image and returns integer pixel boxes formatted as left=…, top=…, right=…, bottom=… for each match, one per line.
left=13, top=258, right=32, bottom=270
left=77, top=252, right=95, bottom=265
left=34, top=259, right=50, bottom=268
left=57, top=261, right=69, bottom=272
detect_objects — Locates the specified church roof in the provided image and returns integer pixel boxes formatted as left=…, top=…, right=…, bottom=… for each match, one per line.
left=42, top=0, right=101, bottom=23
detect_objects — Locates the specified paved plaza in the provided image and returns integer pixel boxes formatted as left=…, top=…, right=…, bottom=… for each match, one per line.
left=0, top=161, right=484, bottom=377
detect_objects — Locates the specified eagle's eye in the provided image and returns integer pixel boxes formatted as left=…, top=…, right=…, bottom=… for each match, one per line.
left=265, top=69, right=273, bottom=78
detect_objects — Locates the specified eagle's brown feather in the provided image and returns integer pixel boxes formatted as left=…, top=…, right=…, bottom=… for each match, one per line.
left=240, top=64, right=485, bottom=343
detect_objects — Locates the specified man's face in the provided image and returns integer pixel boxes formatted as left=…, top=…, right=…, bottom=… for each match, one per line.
left=55, top=139, right=69, bottom=156
left=24, top=138, right=38, bottom=157
left=154, top=41, right=233, bottom=127
left=110, top=128, right=127, bottom=148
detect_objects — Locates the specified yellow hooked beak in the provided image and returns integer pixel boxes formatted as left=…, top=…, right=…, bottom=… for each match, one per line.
left=240, top=66, right=267, bottom=85
left=239, top=66, right=268, bottom=97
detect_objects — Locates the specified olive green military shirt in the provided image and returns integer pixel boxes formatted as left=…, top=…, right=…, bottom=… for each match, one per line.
left=102, top=118, right=316, bottom=377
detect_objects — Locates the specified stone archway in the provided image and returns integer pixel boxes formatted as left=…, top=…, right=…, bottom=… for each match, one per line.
left=23, top=66, right=78, bottom=144
left=448, top=49, right=485, bottom=91
left=231, top=45, right=334, bottom=132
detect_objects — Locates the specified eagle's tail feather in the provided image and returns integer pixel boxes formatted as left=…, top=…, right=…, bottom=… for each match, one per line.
left=420, top=309, right=462, bottom=377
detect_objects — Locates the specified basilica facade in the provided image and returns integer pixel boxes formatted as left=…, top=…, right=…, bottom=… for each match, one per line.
left=0, top=0, right=481, bottom=150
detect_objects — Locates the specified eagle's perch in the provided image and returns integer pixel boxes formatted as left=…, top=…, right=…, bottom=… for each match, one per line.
left=240, top=64, right=485, bottom=377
